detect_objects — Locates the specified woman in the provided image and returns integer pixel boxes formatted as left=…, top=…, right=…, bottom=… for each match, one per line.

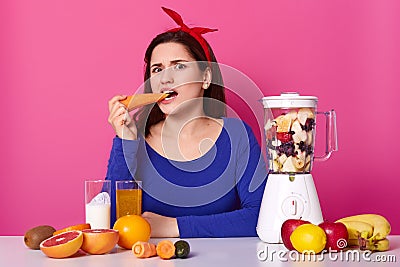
left=106, top=7, right=267, bottom=238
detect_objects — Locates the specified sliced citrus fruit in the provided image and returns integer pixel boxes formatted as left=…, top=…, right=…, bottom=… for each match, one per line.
left=81, top=229, right=119, bottom=255
left=53, top=223, right=91, bottom=236
left=40, top=230, right=83, bottom=258
left=113, top=215, right=151, bottom=249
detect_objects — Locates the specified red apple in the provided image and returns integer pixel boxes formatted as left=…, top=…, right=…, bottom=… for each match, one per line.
left=281, top=219, right=311, bottom=250
left=318, top=222, right=349, bottom=251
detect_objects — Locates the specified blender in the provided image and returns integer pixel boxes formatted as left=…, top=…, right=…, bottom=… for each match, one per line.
left=256, top=92, right=338, bottom=243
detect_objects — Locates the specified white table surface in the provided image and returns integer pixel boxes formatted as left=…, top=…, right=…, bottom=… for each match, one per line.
left=1, top=236, right=399, bottom=266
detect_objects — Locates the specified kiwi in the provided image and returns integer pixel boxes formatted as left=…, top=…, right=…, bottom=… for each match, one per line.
left=24, top=225, right=56, bottom=249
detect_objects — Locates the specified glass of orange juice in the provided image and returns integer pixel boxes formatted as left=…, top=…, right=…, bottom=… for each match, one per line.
left=116, top=180, right=142, bottom=219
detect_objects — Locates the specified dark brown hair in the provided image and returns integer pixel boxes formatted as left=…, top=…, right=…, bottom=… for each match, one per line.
left=134, top=30, right=226, bottom=137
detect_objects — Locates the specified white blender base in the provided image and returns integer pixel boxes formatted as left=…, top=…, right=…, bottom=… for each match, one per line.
left=256, top=173, right=323, bottom=243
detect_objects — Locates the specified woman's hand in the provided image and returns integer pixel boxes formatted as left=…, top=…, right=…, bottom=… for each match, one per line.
left=108, top=95, right=137, bottom=140
left=142, top=211, right=179, bottom=238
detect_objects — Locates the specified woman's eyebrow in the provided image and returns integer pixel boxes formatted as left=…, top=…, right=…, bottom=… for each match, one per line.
left=150, top=59, right=190, bottom=68
left=170, top=59, right=189, bottom=64
left=150, top=62, right=162, bottom=68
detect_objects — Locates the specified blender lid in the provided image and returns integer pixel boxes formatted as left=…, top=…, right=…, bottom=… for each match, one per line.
left=261, top=92, right=318, bottom=108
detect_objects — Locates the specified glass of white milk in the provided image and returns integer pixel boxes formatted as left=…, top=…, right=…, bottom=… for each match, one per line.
left=85, top=180, right=111, bottom=229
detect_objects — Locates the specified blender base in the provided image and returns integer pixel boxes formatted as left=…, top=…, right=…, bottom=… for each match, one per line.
left=256, top=173, right=323, bottom=243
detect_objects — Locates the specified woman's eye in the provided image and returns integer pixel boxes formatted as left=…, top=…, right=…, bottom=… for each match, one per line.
left=151, top=67, right=162, bottom=73
left=174, top=63, right=186, bottom=70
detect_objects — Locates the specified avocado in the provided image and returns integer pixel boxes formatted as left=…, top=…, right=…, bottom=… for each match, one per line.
left=24, top=225, right=56, bottom=249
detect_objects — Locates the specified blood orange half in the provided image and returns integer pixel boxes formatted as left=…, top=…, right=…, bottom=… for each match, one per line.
left=40, top=230, right=83, bottom=258
left=81, top=229, right=119, bottom=255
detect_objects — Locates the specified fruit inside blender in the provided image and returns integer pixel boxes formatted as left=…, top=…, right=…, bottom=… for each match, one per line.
left=265, top=107, right=316, bottom=173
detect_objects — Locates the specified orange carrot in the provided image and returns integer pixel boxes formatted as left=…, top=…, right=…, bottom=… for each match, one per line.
left=132, top=241, right=157, bottom=258
left=156, top=240, right=175, bottom=260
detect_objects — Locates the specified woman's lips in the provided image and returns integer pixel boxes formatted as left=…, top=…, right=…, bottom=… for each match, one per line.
left=161, top=90, right=178, bottom=102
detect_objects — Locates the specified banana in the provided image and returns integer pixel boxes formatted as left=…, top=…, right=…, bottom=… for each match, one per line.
left=272, top=159, right=281, bottom=172
left=264, top=119, right=274, bottom=131
left=281, top=156, right=297, bottom=172
left=291, top=120, right=303, bottom=134
left=275, top=114, right=292, bottom=133
left=270, top=149, right=279, bottom=161
left=297, top=111, right=308, bottom=125
left=304, top=161, right=311, bottom=172
left=297, top=108, right=314, bottom=125
left=278, top=153, right=288, bottom=165
left=288, top=110, right=298, bottom=120
left=361, top=238, right=390, bottom=252
left=293, top=152, right=306, bottom=170
left=336, top=214, right=391, bottom=242
left=337, top=220, right=374, bottom=240
left=347, top=239, right=359, bottom=247
left=292, top=130, right=307, bottom=143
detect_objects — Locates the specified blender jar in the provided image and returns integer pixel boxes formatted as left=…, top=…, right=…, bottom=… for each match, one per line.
left=261, top=93, right=337, bottom=174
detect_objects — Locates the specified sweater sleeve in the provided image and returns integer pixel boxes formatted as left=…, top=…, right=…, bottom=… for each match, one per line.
left=176, top=125, right=268, bottom=238
left=105, top=136, right=140, bottom=225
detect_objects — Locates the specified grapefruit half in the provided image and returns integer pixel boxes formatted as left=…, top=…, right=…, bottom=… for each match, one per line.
left=53, top=223, right=91, bottom=236
left=81, top=229, right=119, bottom=255
left=40, top=230, right=83, bottom=258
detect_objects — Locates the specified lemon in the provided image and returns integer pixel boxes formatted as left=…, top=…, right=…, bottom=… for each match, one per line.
left=290, top=224, right=327, bottom=254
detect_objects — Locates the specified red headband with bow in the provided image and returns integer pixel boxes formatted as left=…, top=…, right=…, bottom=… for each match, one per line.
left=161, top=7, right=217, bottom=62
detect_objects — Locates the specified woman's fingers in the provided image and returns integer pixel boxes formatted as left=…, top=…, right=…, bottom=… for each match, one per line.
left=108, top=105, right=123, bottom=123
left=122, top=110, right=132, bottom=126
left=107, top=94, right=137, bottom=140
left=108, top=106, right=129, bottom=126
left=110, top=101, right=127, bottom=117
left=108, top=95, right=127, bottom=112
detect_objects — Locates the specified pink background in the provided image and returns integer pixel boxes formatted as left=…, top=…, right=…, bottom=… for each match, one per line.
left=1, top=0, right=399, bottom=235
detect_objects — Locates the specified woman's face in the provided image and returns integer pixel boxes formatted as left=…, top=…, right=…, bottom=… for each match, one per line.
left=149, top=42, right=206, bottom=115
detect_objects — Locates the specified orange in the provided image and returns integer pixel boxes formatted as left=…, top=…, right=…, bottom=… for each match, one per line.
left=40, top=230, right=83, bottom=258
left=53, top=223, right=91, bottom=236
left=113, top=215, right=151, bottom=249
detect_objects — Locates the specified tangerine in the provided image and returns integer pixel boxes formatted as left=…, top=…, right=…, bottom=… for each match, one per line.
left=113, top=215, right=151, bottom=249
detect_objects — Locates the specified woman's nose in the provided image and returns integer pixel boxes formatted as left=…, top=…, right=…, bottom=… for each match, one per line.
left=160, top=67, right=174, bottom=84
